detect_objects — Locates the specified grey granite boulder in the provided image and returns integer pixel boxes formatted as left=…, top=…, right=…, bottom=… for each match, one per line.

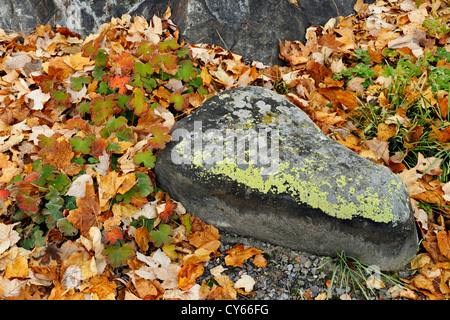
left=0, top=0, right=375, bottom=65
left=155, top=86, right=418, bottom=270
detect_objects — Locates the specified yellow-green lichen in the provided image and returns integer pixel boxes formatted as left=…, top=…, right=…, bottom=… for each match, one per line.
left=193, top=155, right=399, bottom=224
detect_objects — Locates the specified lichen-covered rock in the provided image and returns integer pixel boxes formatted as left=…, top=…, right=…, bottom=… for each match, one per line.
left=155, top=86, right=418, bottom=270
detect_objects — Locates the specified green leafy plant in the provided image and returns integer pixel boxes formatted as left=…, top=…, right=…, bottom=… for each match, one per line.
left=333, top=63, right=376, bottom=88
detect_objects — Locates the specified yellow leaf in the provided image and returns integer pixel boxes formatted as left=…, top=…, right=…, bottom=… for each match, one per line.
left=135, top=226, right=150, bottom=252
left=65, top=52, right=95, bottom=71
left=5, top=254, right=29, bottom=278
left=112, top=202, right=140, bottom=218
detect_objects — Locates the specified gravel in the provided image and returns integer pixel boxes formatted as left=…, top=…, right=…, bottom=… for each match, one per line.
left=202, top=231, right=415, bottom=300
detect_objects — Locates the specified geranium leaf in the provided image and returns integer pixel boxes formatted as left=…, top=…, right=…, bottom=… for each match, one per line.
left=70, top=76, right=91, bottom=91
left=176, top=60, right=197, bottom=82
left=148, top=124, right=171, bottom=149
left=134, top=151, right=156, bottom=169
left=70, top=135, right=94, bottom=154
left=136, top=41, right=158, bottom=61
left=130, top=87, right=149, bottom=116
left=160, top=53, right=179, bottom=76
left=149, top=223, right=173, bottom=247
left=134, top=61, right=154, bottom=77
left=56, top=218, right=78, bottom=236
left=108, top=74, right=130, bottom=95
left=102, top=227, right=123, bottom=245
left=103, top=243, right=134, bottom=267
left=113, top=51, right=135, bottom=75
left=158, top=39, right=179, bottom=52
left=169, top=90, right=190, bottom=111
left=101, top=116, right=128, bottom=138
left=17, top=194, right=40, bottom=213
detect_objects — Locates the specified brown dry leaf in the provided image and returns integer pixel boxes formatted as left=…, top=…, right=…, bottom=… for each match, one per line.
left=42, top=138, right=82, bottom=176
left=224, top=244, right=263, bottom=268
left=437, top=230, right=450, bottom=260
left=187, top=224, right=220, bottom=249
left=67, top=182, right=100, bottom=236
left=415, top=152, right=444, bottom=176
left=98, top=170, right=127, bottom=208
left=377, top=123, right=397, bottom=141
left=346, top=77, right=365, bottom=96
left=135, top=226, right=150, bottom=253
left=399, top=168, right=426, bottom=196
left=182, top=247, right=213, bottom=266
left=443, top=182, right=450, bottom=203
left=234, top=274, right=255, bottom=293
left=78, top=274, right=117, bottom=300
left=364, top=138, right=390, bottom=163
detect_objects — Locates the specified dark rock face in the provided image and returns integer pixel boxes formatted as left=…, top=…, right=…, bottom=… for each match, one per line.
left=170, top=0, right=308, bottom=65
left=154, top=86, right=418, bottom=270
left=0, top=0, right=375, bottom=65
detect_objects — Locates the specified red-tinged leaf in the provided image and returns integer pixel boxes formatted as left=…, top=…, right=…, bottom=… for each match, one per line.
left=170, top=91, right=190, bottom=111
left=17, top=194, right=40, bottom=213
left=108, top=74, right=130, bottom=95
left=160, top=53, right=179, bottom=76
left=113, top=52, right=135, bottom=74
left=90, top=94, right=119, bottom=125
left=16, top=173, right=40, bottom=186
left=136, top=41, right=158, bottom=61
left=160, top=199, right=177, bottom=223
left=148, top=124, right=171, bottom=149
left=158, top=39, right=179, bottom=52
left=52, top=91, right=71, bottom=107
left=0, top=189, right=9, bottom=200
left=102, top=227, right=124, bottom=245
left=81, top=40, right=100, bottom=58
left=66, top=118, right=88, bottom=131
left=130, top=87, right=149, bottom=116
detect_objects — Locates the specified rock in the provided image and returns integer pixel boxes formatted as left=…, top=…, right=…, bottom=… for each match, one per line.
left=297, top=0, right=376, bottom=27
left=155, top=86, right=418, bottom=270
left=0, top=0, right=171, bottom=36
left=0, top=0, right=375, bottom=65
left=170, top=0, right=308, bottom=65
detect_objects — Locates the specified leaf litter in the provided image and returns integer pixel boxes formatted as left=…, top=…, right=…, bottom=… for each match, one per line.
left=0, top=0, right=450, bottom=300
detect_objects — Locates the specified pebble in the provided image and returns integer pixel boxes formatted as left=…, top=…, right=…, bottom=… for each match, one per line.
left=204, top=231, right=414, bottom=300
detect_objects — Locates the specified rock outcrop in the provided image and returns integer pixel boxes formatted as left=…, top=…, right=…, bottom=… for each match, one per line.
left=0, top=0, right=375, bottom=65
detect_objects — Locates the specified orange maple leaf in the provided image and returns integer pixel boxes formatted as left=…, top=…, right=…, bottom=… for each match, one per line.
left=178, top=264, right=204, bottom=291
left=160, top=199, right=177, bottom=223
left=108, top=74, right=130, bottom=95
left=42, top=138, right=82, bottom=176
left=224, top=244, right=263, bottom=267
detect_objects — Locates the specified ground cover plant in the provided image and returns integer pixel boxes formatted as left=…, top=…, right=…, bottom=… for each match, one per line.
left=0, top=0, right=450, bottom=300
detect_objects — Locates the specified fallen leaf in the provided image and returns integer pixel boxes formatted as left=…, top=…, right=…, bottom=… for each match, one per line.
left=234, top=274, right=255, bottom=293
left=437, top=230, right=450, bottom=260
left=225, top=244, right=263, bottom=267
left=0, top=222, right=21, bottom=255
